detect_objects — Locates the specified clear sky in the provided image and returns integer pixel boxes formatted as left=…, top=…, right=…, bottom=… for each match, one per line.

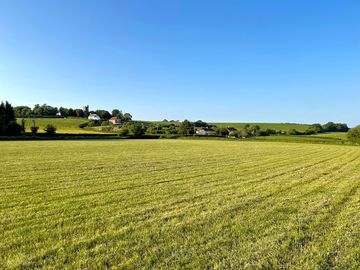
left=0, top=0, right=359, bottom=125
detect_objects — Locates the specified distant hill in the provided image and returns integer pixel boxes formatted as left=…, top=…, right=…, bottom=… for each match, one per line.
left=145, top=121, right=311, bottom=132
left=211, top=122, right=311, bottom=132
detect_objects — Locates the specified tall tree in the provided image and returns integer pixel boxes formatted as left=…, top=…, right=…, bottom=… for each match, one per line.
left=178, top=120, right=194, bottom=135
left=0, top=101, right=23, bottom=135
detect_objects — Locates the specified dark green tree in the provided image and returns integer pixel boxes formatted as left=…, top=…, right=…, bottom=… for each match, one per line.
left=0, top=101, right=23, bottom=135
left=96, top=110, right=112, bottom=120
left=123, top=113, right=132, bottom=122
left=112, top=109, right=121, bottom=117
left=75, top=109, right=84, bottom=117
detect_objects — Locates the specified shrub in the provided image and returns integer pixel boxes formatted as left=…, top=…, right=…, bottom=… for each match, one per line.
left=348, top=125, right=360, bottom=140
left=44, top=124, right=57, bottom=135
left=118, top=127, right=130, bottom=136
left=78, top=122, right=89, bottom=128
left=287, top=129, right=300, bottom=135
left=259, top=129, right=276, bottom=136
left=228, top=131, right=238, bottom=137
left=217, top=128, right=229, bottom=136
left=101, top=120, right=109, bottom=126
left=101, top=126, right=112, bottom=132
left=88, top=120, right=100, bottom=127
left=30, top=126, right=39, bottom=135
left=130, top=123, right=145, bottom=136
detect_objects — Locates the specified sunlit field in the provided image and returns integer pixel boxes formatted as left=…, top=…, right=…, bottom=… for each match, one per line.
left=1, top=140, right=359, bottom=269
left=17, top=118, right=101, bottom=134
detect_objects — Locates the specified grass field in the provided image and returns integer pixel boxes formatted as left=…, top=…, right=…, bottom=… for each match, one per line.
left=17, top=118, right=101, bottom=134
left=1, top=140, right=359, bottom=269
left=312, top=132, right=348, bottom=140
left=250, top=134, right=348, bottom=145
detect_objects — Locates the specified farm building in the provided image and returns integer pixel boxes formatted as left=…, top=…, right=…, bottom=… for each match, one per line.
left=227, top=127, right=238, bottom=133
left=109, top=117, right=121, bottom=125
left=196, top=127, right=217, bottom=136
left=88, top=113, right=101, bottom=120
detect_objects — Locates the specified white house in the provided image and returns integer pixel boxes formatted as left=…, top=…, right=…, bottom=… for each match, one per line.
left=196, top=127, right=217, bottom=136
left=88, top=113, right=101, bottom=121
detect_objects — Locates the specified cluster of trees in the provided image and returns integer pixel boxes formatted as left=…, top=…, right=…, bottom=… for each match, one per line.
left=111, top=109, right=132, bottom=122
left=304, top=122, right=349, bottom=135
left=14, top=104, right=59, bottom=117
left=59, top=107, right=85, bottom=117
left=225, top=125, right=277, bottom=138
left=1, top=101, right=59, bottom=136
left=118, top=122, right=146, bottom=136
left=14, top=104, right=134, bottom=121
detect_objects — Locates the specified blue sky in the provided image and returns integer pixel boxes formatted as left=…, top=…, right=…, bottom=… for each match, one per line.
left=0, top=0, right=359, bottom=125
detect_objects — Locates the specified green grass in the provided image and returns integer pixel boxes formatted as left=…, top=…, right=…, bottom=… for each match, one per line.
left=312, top=132, right=348, bottom=140
left=211, top=122, right=311, bottom=132
left=1, top=140, right=359, bottom=269
left=250, top=134, right=349, bottom=145
left=17, top=118, right=102, bottom=134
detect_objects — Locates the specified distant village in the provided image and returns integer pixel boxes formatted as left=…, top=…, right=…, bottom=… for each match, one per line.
left=2, top=102, right=351, bottom=138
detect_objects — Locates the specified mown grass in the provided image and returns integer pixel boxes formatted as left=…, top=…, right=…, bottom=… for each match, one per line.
left=1, top=140, right=359, bottom=269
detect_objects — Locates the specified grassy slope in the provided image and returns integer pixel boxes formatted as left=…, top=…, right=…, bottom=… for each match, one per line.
left=312, top=132, right=348, bottom=140
left=17, top=118, right=101, bottom=134
left=1, top=140, right=359, bottom=269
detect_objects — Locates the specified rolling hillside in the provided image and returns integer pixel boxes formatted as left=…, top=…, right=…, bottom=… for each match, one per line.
left=17, top=118, right=100, bottom=134
left=211, top=122, right=311, bottom=132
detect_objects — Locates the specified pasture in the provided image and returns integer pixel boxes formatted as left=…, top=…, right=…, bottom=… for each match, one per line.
left=1, top=140, right=359, bottom=269
left=17, top=118, right=100, bottom=134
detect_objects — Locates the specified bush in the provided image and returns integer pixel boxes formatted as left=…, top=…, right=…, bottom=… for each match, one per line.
left=228, top=131, right=238, bottom=137
left=101, top=126, right=112, bottom=132
left=30, top=126, right=39, bottom=135
left=44, top=124, right=57, bottom=135
left=130, top=123, right=145, bottom=136
left=78, top=122, right=89, bottom=128
left=118, top=127, right=129, bottom=136
left=287, top=129, right=300, bottom=135
left=88, top=120, right=100, bottom=127
left=101, top=120, right=109, bottom=126
left=348, top=125, right=360, bottom=140
left=259, top=129, right=276, bottom=136
left=217, top=128, right=229, bottom=136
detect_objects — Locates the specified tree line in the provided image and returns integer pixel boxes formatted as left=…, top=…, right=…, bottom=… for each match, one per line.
left=2, top=100, right=359, bottom=140
left=13, top=104, right=133, bottom=121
